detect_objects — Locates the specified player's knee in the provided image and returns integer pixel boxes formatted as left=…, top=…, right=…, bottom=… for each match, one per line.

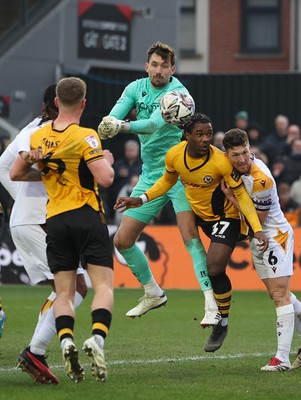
left=113, top=231, right=129, bottom=250
left=269, top=287, right=291, bottom=307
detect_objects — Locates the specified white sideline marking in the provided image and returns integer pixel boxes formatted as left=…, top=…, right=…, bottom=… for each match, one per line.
left=108, top=352, right=270, bottom=365
left=0, top=352, right=271, bottom=372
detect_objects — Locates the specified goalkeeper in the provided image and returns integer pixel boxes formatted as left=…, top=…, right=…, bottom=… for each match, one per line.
left=98, top=41, right=220, bottom=327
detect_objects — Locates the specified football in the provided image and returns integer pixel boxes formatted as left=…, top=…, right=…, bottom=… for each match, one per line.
left=160, top=90, right=195, bottom=126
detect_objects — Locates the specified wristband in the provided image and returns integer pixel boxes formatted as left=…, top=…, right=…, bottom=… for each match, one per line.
left=120, top=120, right=130, bottom=133
left=139, top=194, right=148, bottom=204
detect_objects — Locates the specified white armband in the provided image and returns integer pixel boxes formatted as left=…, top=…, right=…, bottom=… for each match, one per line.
left=139, top=194, right=148, bottom=204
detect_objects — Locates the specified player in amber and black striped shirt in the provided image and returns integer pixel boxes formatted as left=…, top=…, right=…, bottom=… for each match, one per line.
left=10, top=77, right=114, bottom=383
left=114, top=113, right=268, bottom=353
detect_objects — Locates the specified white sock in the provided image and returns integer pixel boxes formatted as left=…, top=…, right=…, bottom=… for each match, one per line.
left=60, top=337, right=74, bottom=350
left=275, top=304, right=294, bottom=363
left=29, top=291, right=56, bottom=354
left=30, top=291, right=84, bottom=355
left=93, top=334, right=104, bottom=349
left=143, top=277, right=163, bottom=297
left=74, top=291, right=84, bottom=308
left=290, top=292, right=301, bottom=340
left=203, top=289, right=218, bottom=310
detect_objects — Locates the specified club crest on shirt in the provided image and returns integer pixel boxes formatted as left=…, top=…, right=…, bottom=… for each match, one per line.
left=85, top=134, right=99, bottom=148
left=203, top=175, right=213, bottom=184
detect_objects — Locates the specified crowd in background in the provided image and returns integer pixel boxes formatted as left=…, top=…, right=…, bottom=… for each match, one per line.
left=213, top=111, right=301, bottom=228
left=1, top=109, right=301, bottom=227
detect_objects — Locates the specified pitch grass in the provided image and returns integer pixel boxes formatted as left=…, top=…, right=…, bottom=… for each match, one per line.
left=0, top=286, right=300, bottom=400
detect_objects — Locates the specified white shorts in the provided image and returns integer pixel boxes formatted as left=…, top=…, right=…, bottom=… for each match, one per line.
left=249, top=226, right=294, bottom=280
left=10, top=224, right=84, bottom=285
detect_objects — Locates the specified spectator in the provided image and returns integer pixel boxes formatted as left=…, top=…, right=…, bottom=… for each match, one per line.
left=246, top=122, right=265, bottom=148
left=261, top=114, right=289, bottom=167
left=287, top=124, right=301, bottom=146
left=279, top=139, right=301, bottom=184
left=212, top=131, right=225, bottom=151
left=278, top=181, right=301, bottom=227
left=291, top=175, right=301, bottom=206
left=234, top=111, right=249, bottom=130
left=108, top=140, right=142, bottom=220
left=250, top=145, right=269, bottom=165
left=271, top=157, right=287, bottom=185
left=282, top=124, right=301, bottom=157
left=114, top=174, right=139, bottom=226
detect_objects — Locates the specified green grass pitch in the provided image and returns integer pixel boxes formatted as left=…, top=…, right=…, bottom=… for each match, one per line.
left=0, top=285, right=300, bottom=400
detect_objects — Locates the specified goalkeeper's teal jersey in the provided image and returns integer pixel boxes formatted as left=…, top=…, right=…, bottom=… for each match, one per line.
left=109, top=76, right=187, bottom=182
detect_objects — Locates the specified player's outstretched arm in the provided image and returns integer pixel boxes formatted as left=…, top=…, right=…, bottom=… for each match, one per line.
left=98, top=116, right=130, bottom=140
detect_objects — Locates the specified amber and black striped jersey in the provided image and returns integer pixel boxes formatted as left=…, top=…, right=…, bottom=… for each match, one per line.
left=30, top=123, right=105, bottom=218
left=146, top=142, right=263, bottom=233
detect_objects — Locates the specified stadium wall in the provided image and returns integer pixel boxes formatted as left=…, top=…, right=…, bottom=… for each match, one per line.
left=1, top=224, right=301, bottom=291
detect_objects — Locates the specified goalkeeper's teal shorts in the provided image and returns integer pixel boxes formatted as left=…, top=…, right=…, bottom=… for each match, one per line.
left=123, top=174, right=192, bottom=224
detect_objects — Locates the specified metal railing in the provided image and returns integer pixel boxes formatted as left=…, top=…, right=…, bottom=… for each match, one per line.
left=0, top=0, right=62, bottom=57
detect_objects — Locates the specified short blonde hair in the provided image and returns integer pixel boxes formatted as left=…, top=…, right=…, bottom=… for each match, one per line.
left=56, top=77, right=86, bottom=106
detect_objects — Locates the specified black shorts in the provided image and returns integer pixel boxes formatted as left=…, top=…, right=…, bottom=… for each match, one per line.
left=46, top=205, right=113, bottom=273
left=195, top=216, right=242, bottom=250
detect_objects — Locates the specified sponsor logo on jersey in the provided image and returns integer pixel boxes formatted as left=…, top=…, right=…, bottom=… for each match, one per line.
left=182, top=181, right=202, bottom=188
left=85, top=134, right=99, bottom=148
left=142, top=91, right=147, bottom=97
left=137, top=101, right=158, bottom=114
left=89, top=149, right=103, bottom=155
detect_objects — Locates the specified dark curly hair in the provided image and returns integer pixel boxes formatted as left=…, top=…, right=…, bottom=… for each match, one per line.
left=182, top=113, right=212, bottom=133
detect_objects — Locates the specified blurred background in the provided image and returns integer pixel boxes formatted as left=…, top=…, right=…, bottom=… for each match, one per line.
left=1, top=0, right=301, bottom=139
left=2, top=0, right=301, bottom=286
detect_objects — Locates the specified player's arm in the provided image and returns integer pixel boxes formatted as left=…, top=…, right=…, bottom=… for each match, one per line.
left=114, top=170, right=179, bottom=212
left=87, top=149, right=115, bottom=188
left=127, top=107, right=166, bottom=134
left=231, top=182, right=261, bottom=231
left=0, top=144, right=19, bottom=199
left=256, top=209, right=269, bottom=224
left=100, top=108, right=166, bottom=137
left=221, top=179, right=269, bottom=225
left=229, top=182, right=268, bottom=251
left=10, top=151, right=43, bottom=181
left=0, top=122, right=39, bottom=197
left=97, top=83, right=134, bottom=139
left=127, top=86, right=192, bottom=134
left=98, top=80, right=167, bottom=139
